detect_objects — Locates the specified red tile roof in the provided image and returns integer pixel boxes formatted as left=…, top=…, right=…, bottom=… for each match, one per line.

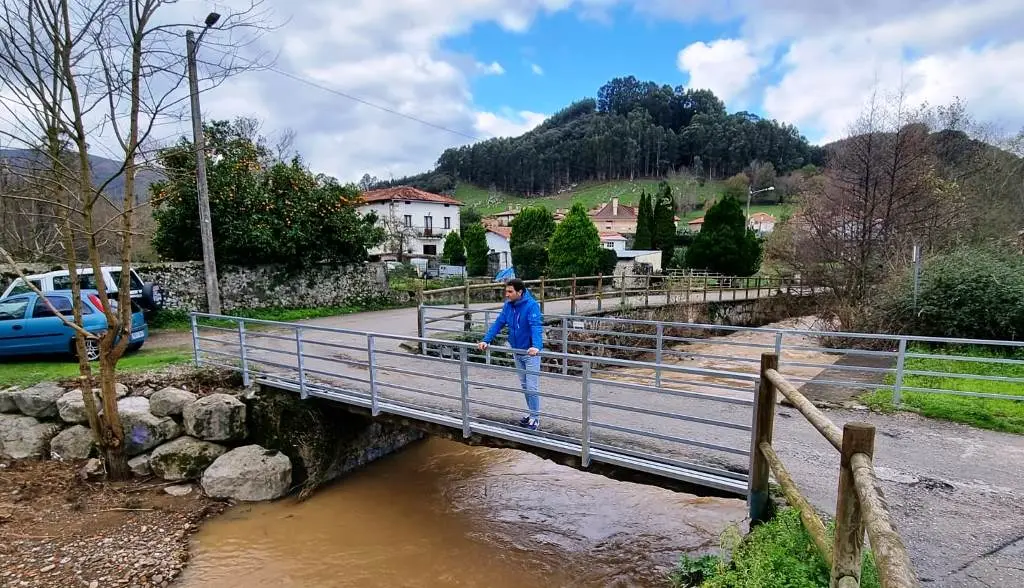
left=360, top=186, right=462, bottom=206
left=487, top=226, right=512, bottom=240
left=599, top=231, right=626, bottom=240
left=589, top=201, right=638, bottom=220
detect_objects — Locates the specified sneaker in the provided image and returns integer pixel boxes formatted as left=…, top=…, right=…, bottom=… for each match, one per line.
left=517, top=416, right=540, bottom=430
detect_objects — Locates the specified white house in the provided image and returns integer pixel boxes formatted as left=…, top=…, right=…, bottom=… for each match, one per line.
left=358, top=186, right=462, bottom=258
left=748, top=212, right=777, bottom=236
left=600, top=231, right=627, bottom=252
left=485, top=226, right=513, bottom=271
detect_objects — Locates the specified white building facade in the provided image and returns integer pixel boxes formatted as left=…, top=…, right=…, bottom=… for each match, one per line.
left=486, top=227, right=513, bottom=271
left=358, top=186, right=462, bottom=258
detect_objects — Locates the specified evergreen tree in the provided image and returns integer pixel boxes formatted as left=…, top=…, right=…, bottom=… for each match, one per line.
left=548, top=203, right=602, bottom=278
left=509, top=206, right=556, bottom=280
left=462, top=223, right=490, bottom=277
left=442, top=231, right=466, bottom=265
left=684, top=195, right=762, bottom=276
left=652, top=181, right=677, bottom=265
left=633, top=191, right=653, bottom=249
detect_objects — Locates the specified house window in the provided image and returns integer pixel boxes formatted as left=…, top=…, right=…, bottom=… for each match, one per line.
left=424, top=216, right=433, bottom=236
left=423, top=244, right=437, bottom=256
left=404, top=215, right=412, bottom=227
left=443, top=217, right=451, bottom=229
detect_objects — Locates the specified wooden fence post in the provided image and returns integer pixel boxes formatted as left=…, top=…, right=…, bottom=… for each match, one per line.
left=831, top=423, right=876, bottom=588
left=597, top=273, right=604, bottom=311
left=749, top=352, right=779, bottom=524
left=644, top=273, right=650, bottom=307
left=540, top=276, right=546, bottom=312
left=463, top=283, right=471, bottom=332
left=571, top=274, right=578, bottom=315
left=620, top=270, right=627, bottom=307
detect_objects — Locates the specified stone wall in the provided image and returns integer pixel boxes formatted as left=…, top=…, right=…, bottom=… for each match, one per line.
left=2, top=261, right=392, bottom=313
left=0, top=378, right=423, bottom=502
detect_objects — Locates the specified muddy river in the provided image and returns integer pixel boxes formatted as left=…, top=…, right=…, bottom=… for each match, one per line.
left=177, top=437, right=747, bottom=588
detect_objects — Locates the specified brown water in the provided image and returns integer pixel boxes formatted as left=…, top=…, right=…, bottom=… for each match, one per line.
left=177, top=438, right=747, bottom=588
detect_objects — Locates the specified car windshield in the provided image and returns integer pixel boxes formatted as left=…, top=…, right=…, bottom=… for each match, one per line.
left=109, top=271, right=144, bottom=291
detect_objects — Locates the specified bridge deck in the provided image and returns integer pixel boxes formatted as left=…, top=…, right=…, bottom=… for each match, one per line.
left=191, top=313, right=761, bottom=497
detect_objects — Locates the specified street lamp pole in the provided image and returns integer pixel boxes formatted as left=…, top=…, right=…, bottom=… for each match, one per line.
left=747, top=186, right=775, bottom=224
left=187, top=12, right=221, bottom=315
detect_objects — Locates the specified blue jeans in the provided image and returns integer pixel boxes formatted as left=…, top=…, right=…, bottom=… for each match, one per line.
left=514, top=353, right=541, bottom=420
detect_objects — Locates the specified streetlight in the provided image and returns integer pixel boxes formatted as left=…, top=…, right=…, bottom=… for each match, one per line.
left=747, top=185, right=775, bottom=224
left=187, top=12, right=221, bottom=314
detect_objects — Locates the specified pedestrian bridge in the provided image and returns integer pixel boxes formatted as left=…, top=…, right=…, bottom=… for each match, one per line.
left=189, top=312, right=764, bottom=498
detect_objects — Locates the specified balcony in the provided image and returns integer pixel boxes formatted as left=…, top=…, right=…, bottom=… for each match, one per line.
left=409, top=226, right=449, bottom=239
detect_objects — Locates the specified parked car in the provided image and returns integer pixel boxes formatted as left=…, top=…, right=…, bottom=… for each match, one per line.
left=2, top=266, right=162, bottom=318
left=0, top=290, right=148, bottom=361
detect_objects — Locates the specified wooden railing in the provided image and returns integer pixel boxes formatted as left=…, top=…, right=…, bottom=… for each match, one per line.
left=751, top=352, right=919, bottom=588
left=415, top=272, right=804, bottom=312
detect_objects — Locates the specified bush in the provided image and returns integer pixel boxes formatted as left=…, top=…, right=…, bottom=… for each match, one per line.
left=462, top=223, right=489, bottom=277
left=871, top=246, right=1024, bottom=340
left=442, top=231, right=466, bottom=265
left=685, top=195, right=762, bottom=276
left=548, top=202, right=602, bottom=278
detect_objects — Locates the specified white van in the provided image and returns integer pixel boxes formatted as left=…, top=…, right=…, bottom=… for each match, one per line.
left=2, top=266, right=162, bottom=316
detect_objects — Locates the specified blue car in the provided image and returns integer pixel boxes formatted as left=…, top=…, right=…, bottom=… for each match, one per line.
left=0, top=289, right=148, bottom=361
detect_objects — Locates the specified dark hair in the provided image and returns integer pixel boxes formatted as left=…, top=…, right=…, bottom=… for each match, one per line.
left=505, top=278, right=525, bottom=293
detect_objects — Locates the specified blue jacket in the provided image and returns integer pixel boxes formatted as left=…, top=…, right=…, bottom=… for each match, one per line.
left=483, top=289, right=544, bottom=350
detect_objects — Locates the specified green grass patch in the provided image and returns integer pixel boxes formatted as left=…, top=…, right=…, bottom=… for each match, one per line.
left=669, top=508, right=881, bottom=588
left=860, top=345, right=1024, bottom=434
left=3, top=348, right=193, bottom=388
left=150, top=300, right=401, bottom=332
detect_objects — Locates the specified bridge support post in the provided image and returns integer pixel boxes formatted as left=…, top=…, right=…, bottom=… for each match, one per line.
left=749, top=352, right=778, bottom=524
left=367, top=335, right=379, bottom=416
left=296, top=327, right=307, bottom=400
left=459, top=347, right=471, bottom=438
left=238, top=321, right=250, bottom=387
left=581, top=362, right=592, bottom=468
left=561, top=318, right=569, bottom=375
left=655, top=324, right=664, bottom=387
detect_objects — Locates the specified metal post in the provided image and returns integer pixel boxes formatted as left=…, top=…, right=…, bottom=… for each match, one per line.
left=189, top=313, right=200, bottom=366
left=561, top=317, right=569, bottom=375
left=655, top=323, right=664, bottom=387
left=186, top=28, right=221, bottom=315
left=912, top=243, right=922, bottom=313
left=774, top=331, right=784, bottom=370
left=460, top=346, right=471, bottom=438
left=295, top=327, right=307, bottom=399
left=893, top=337, right=907, bottom=406
left=484, top=310, right=492, bottom=365
left=367, top=335, right=379, bottom=416
left=238, top=321, right=249, bottom=387
left=581, top=361, right=592, bottom=468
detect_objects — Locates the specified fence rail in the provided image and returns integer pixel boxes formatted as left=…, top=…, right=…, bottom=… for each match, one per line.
left=420, top=306, right=1024, bottom=407
left=752, top=353, right=919, bottom=588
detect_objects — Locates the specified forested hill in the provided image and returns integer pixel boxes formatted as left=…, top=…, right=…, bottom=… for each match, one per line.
left=373, top=76, right=825, bottom=196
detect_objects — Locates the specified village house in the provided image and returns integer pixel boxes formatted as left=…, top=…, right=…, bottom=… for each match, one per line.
left=358, top=186, right=462, bottom=259
left=748, top=212, right=777, bottom=236
left=589, top=197, right=639, bottom=234
left=485, top=226, right=513, bottom=271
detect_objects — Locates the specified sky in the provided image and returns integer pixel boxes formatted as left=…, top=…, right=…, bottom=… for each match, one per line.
left=5, top=0, right=1024, bottom=184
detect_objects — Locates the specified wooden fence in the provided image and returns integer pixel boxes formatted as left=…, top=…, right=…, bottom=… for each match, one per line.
left=751, top=352, right=919, bottom=588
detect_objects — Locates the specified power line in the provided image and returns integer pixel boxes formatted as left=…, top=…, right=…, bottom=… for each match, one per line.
left=199, top=45, right=485, bottom=142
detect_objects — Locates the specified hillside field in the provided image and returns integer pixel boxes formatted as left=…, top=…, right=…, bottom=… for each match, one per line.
left=454, top=178, right=794, bottom=222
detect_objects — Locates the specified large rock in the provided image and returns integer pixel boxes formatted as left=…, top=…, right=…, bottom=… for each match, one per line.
left=201, top=445, right=292, bottom=501
left=0, top=414, right=61, bottom=459
left=117, top=397, right=182, bottom=456
left=184, top=394, right=246, bottom=442
left=149, top=436, right=227, bottom=481
left=128, top=454, right=151, bottom=477
left=50, top=425, right=96, bottom=460
left=150, top=387, right=197, bottom=418
left=0, top=388, right=19, bottom=413
left=13, top=382, right=65, bottom=418
left=57, top=389, right=100, bottom=424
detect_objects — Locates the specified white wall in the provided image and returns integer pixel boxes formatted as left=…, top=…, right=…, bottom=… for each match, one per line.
left=486, top=232, right=512, bottom=270
left=360, top=200, right=461, bottom=256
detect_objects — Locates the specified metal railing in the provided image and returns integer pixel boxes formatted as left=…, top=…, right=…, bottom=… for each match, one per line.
left=752, top=353, right=920, bottom=588
left=420, top=307, right=1024, bottom=406
left=188, top=312, right=761, bottom=495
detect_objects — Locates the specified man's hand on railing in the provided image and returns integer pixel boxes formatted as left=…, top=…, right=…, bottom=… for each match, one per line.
left=527, top=347, right=539, bottom=356
left=477, top=341, right=488, bottom=351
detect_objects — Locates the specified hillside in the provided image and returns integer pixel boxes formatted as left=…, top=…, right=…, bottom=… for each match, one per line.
left=0, top=149, right=165, bottom=203
left=373, top=76, right=825, bottom=198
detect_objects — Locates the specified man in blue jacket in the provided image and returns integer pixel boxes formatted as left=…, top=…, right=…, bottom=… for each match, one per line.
left=478, top=278, right=544, bottom=430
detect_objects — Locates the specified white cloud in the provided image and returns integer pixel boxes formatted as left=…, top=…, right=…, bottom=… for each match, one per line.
left=676, top=39, right=758, bottom=103
left=475, top=110, right=548, bottom=138
left=476, top=61, right=506, bottom=75
left=531, top=63, right=545, bottom=75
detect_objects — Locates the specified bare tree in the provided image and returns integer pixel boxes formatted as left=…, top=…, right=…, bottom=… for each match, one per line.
left=0, top=0, right=272, bottom=479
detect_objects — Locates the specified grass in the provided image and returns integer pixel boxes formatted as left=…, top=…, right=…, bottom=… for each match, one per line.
left=860, top=345, right=1024, bottom=435
left=669, top=508, right=881, bottom=588
left=149, top=300, right=401, bottom=331
left=3, top=348, right=193, bottom=388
